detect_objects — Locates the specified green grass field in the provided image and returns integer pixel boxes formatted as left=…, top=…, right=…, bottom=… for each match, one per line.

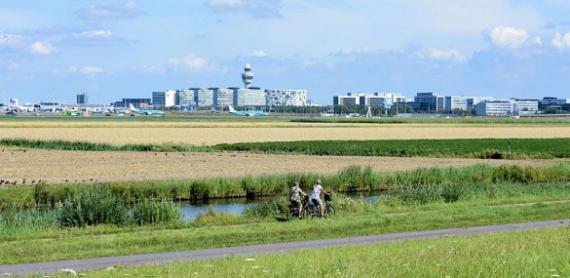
left=69, top=226, right=570, bottom=277
left=215, top=138, right=570, bottom=159
left=3, top=138, right=570, bottom=159
left=1, top=190, right=569, bottom=265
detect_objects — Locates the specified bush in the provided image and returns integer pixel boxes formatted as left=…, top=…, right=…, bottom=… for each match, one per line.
left=244, top=197, right=288, bottom=218
left=132, top=200, right=181, bottom=225
left=440, top=183, right=464, bottom=203
left=57, top=189, right=129, bottom=227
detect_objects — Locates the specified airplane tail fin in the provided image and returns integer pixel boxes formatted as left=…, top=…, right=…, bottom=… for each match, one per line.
left=228, top=105, right=235, bottom=112
left=129, top=104, right=136, bottom=110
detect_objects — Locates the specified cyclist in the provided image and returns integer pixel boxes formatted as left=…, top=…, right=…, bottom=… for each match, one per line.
left=289, top=181, right=307, bottom=219
left=310, top=179, right=330, bottom=217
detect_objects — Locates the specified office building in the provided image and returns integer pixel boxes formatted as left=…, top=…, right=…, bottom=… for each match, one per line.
left=333, top=94, right=359, bottom=106
left=512, top=99, right=539, bottom=116
left=234, top=87, right=265, bottom=107
left=414, top=92, right=440, bottom=112
left=178, top=89, right=195, bottom=107
left=189, top=88, right=214, bottom=108
left=152, top=90, right=177, bottom=108
left=540, top=97, right=567, bottom=106
left=266, top=89, right=308, bottom=107
left=475, top=100, right=512, bottom=116
left=76, top=93, right=88, bottom=105
left=114, top=98, right=151, bottom=108
left=215, top=88, right=234, bottom=109
left=152, top=91, right=166, bottom=107
left=445, top=96, right=468, bottom=111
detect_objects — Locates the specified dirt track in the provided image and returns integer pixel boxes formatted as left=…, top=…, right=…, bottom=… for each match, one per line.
left=0, top=149, right=561, bottom=184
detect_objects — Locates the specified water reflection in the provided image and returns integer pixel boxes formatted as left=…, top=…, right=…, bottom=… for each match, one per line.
left=178, top=192, right=382, bottom=220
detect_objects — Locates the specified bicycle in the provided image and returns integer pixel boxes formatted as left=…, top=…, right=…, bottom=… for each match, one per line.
left=308, top=193, right=335, bottom=218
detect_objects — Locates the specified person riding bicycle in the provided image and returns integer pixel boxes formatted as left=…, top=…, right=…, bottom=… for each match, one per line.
left=289, top=181, right=307, bottom=219
left=310, top=179, right=330, bottom=217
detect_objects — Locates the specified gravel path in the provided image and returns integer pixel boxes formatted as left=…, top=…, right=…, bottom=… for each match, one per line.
left=1, top=219, right=567, bottom=276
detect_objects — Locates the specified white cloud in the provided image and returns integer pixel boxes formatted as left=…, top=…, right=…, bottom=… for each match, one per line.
left=30, top=41, right=56, bottom=55
left=252, top=50, right=267, bottom=57
left=80, top=30, right=113, bottom=39
left=0, top=33, right=23, bottom=46
left=168, top=55, right=209, bottom=71
left=79, top=1, right=142, bottom=21
left=207, top=0, right=281, bottom=18
left=79, top=66, right=103, bottom=75
left=490, top=26, right=529, bottom=48
left=208, top=0, right=245, bottom=9
left=419, top=48, right=466, bottom=62
left=532, top=36, right=543, bottom=46
left=552, top=32, right=570, bottom=49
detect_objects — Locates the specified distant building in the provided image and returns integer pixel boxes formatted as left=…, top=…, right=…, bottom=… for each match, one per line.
left=215, top=88, right=234, bottom=109
left=152, top=90, right=177, bottom=108
left=512, top=98, right=539, bottom=116
left=266, top=89, right=308, bottom=107
left=242, top=64, right=254, bottom=88
left=178, top=89, right=195, bottom=107
left=445, top=96, right=468, bottom=111
left=189, top=88, right=215, bottom=108
left=540, top=97, right=566, bottom=106
left=415, top=92, right=441, bottom=112
left=114, top=98, right=151, bottom=109
left=76, top=93, right=88, bottom=105
left=333, top=94, right=359, bottom=106
left=475, top=100, right=512, bottom=116
left=235, top=87, right=265, bottom=108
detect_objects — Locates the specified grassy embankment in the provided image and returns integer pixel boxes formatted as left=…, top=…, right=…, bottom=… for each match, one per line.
left=1, top=164, right=570, bottom=264
left=2, top=138, right=570, bottom=158
left=3, top=164, right=570, bottom=207
left=63, top=227, right=570, bottom=277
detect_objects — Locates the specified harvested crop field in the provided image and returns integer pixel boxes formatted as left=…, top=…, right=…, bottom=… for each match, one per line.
left=1, top=125, right=569, bottom=145
left=0, top=149, right=561, bottom=184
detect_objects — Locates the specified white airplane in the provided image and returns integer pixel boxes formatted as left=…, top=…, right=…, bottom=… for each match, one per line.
left=129, top=104, right=164, bottom=115
left=228, top=105, right=267, bottom=116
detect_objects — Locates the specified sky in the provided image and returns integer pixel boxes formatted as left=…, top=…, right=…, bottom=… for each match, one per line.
left=1, top=0, right=570, bottom=104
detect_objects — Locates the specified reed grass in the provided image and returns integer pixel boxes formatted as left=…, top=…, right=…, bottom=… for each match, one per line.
left=2, top=164, right=569, bottom=210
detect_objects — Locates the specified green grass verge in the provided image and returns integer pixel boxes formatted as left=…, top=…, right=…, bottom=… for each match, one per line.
left=215, top=138, right=570, bottom=159
left=0, top=138, right=194, bottom=152
left=1, top=200, right=569, bottom=265
left=3, top=138, right=570, bottom=159
left=71, top=226, right=570, bottom=277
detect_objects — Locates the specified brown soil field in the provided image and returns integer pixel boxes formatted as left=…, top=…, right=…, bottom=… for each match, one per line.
left=0, top=149, right=561, bottom=184
left=0, top=126, right=569, bottom=145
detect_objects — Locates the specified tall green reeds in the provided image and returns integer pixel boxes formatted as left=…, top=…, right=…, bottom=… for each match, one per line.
left=1, top=164, right=568, bottom=209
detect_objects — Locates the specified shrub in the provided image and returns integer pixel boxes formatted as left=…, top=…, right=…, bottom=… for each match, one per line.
left=244, top=197, right=288, bottom=218
left=57, top=189, right=129, bottom=227
left=132, top=200, right=181, bottom=225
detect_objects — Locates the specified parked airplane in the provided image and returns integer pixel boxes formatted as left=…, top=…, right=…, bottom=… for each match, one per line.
left=129, top=104, right=164, bottom=115
left=228, top=105, right=267, bottom=116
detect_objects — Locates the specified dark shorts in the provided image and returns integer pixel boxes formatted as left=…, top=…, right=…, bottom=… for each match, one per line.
left=291, top=200, right=300, bottom=207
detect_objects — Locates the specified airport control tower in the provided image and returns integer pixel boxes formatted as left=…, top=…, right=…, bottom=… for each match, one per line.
left=241, top=64, right=254, bottom=88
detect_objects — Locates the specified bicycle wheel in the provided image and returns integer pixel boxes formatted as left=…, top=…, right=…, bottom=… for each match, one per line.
left=326, top=204, right=335, bottom=216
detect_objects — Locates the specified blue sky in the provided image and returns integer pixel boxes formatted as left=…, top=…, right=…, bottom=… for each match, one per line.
left=1, top=0, right=570, bottom=104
